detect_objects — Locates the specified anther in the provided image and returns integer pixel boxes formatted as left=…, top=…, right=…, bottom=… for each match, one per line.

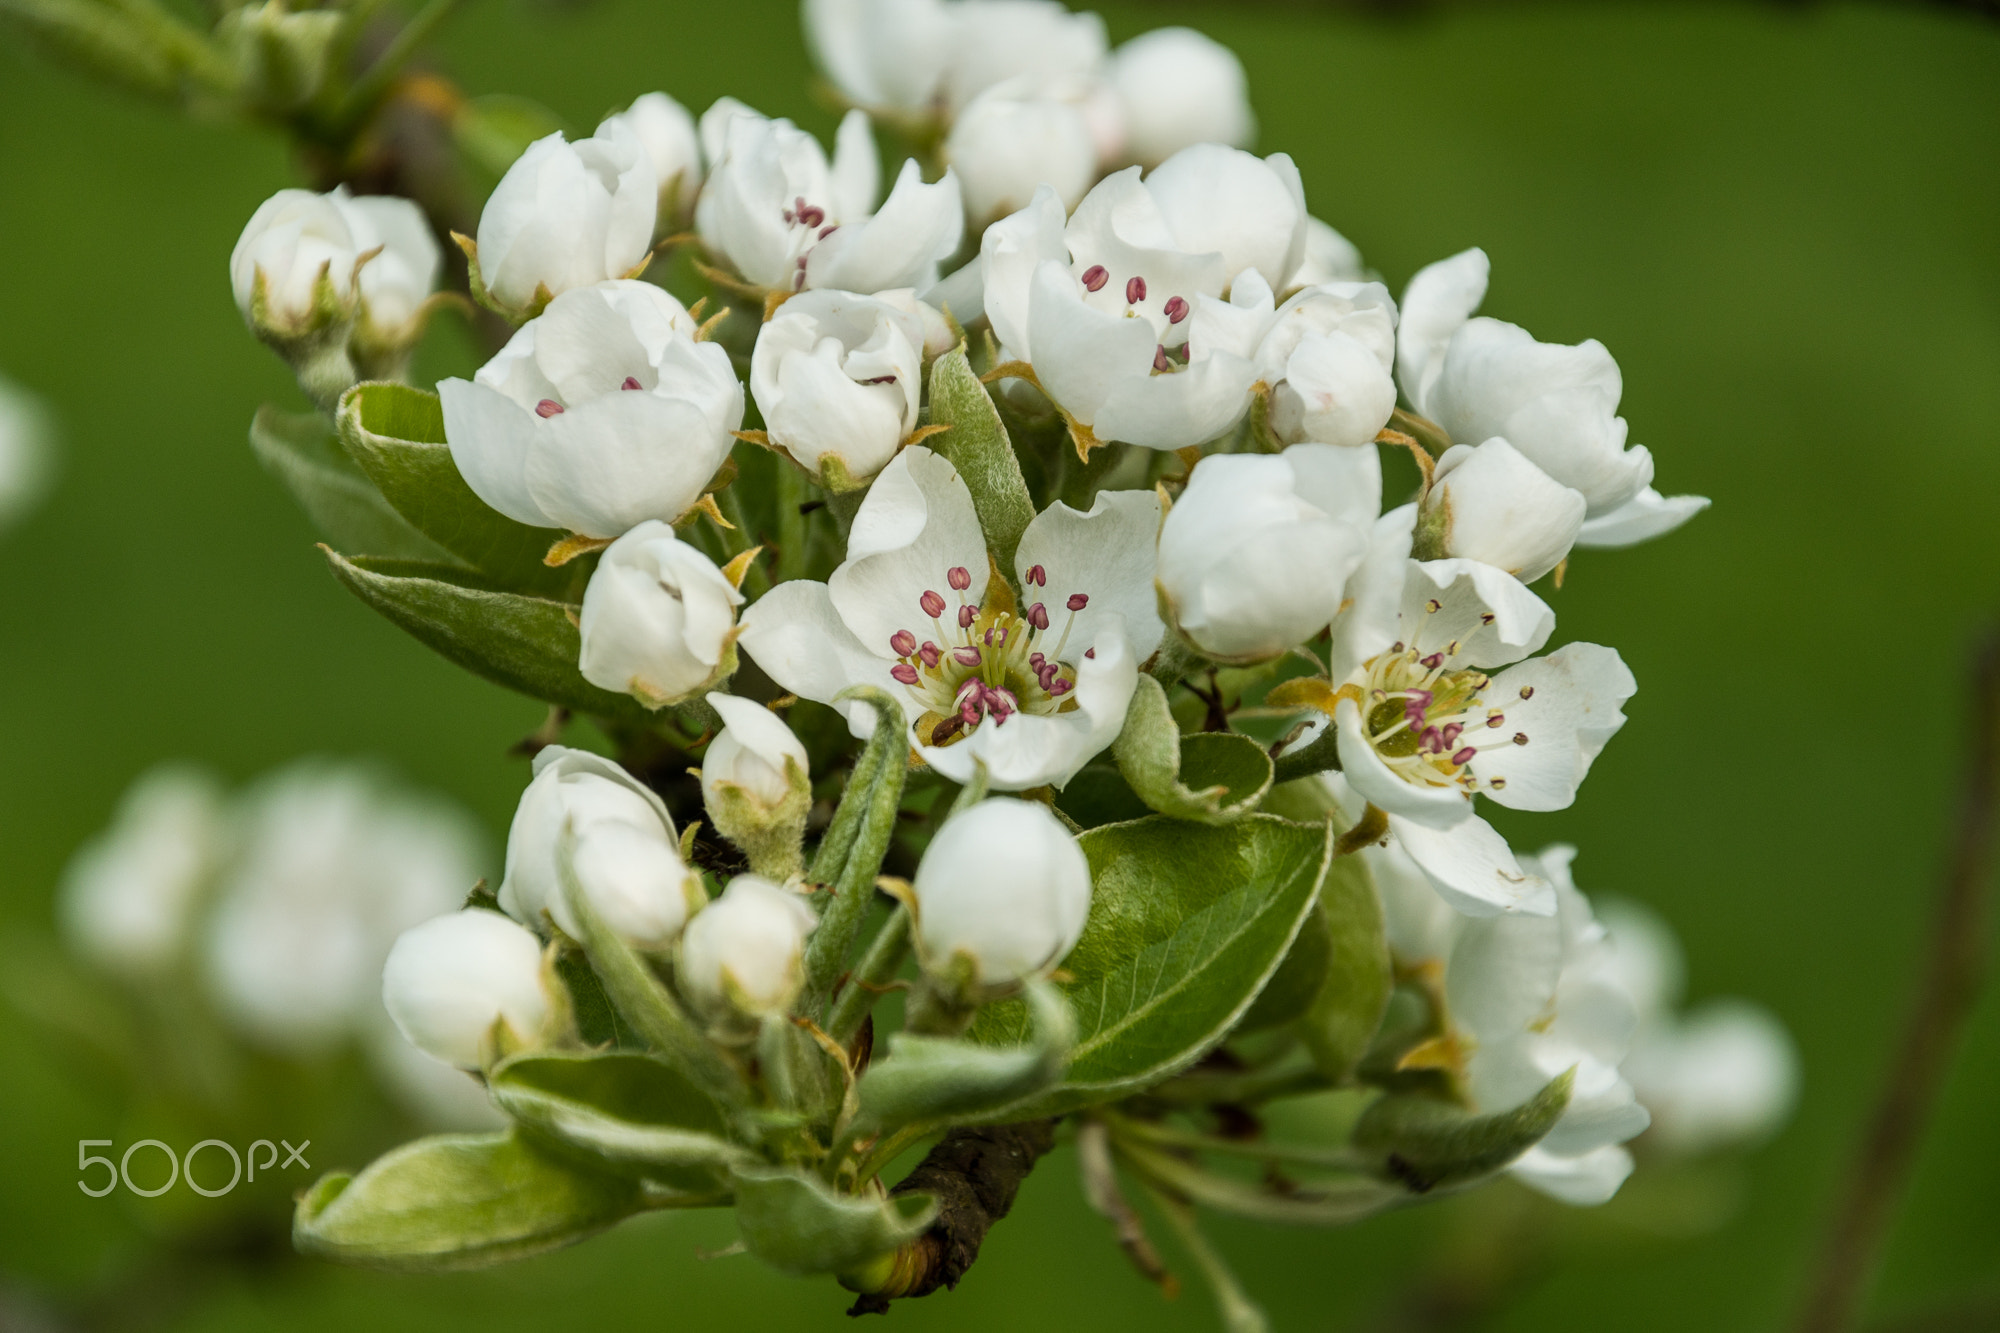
left=1126, top=276, right=1147, bottom=304
left=890, top=630, right=917, bottom=657
left=1153, top=344, right=1173, bottom=373
left=1084, top=647, right=1096, bottom=658
left=931, top=715, right=965, bottom=744
left=1420, top=653, right=1444, bottom=670
left=1519, top=685, right=1535, bottom=699
left=1081, top=265, right=1108, bottom=292
left=1067, top=593, right=1089, bottom=611
left=1426, top=599, right=1442, bottom=613
left=860, top=375, right=897, bottom=385
left=919, top=642, right=941, bottom=668
left=947, top=566, right=972, bottom=591
left=957, top=604, right=977, bottom=629
left=1027, top=602, right=1050, bottom=630
left=1050, top=678, right=1072, bottom=695
left=1513, top=733, right=1529, bottom=745
left=620, top=376, right=642, bottom=391
left=921, top=590, right=947, bottom=618
left=953, top=646, right=982, bottom=666
left=891, top=663, right=920, bottom=685
left=1450, top=746, right=1477, bottom=765
left=1486, top=713, right=1505, bottom=728
left=536, top=399, right=564, bottom=417
left=1026, top=565, right=1047, bottom=586
left=1164, top=296, right=1188, bottom=324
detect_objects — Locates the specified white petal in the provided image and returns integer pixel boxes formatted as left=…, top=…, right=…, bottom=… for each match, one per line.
left=1445, top=905, right=1562, bottom=1037
left=1426, top=437, right=1587, bottom=583
left=829, top=108, right=880, bottom=222
left=1027, top=260, right=1156, bottom=426
left=1475, top=643, right=1636, bottom=813
left=1015, top=489, right=1164, bottom=662
left=1143, top=144, right=1303, bottom=293
left=1396, top=247, right=1488, bottom=415
left=977, top=184, right=1069, bottom=357
left=919, top=627, right=1136, bottom=790
left=1327, top=504, right=1415, bottom=685
left=738, top=580, right=904, bottom=738
left=1574, top=486, right=1711, bottom=548
left=439, top=378, right=550, bottom=528
left=1091, top=347, right=1259, bottom=449
left=1333, top=697, right=1470, bottom=829
left=526, top=391, right=720, bottom=537
left=1390, top=812, right=1555, bottom=918
left=1401, top=558, right=1555, bottom=668
left=826, top=446, right=989, bottom=658
left=808, top=160, right=964, bottom=293
left=1508, top=1144, right=1634, bottom=1206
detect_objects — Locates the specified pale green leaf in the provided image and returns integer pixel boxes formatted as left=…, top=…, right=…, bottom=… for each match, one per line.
left=293, top=1131, right=639, bottom=1271
left=489, top=1052, right=747, bottom=1187
left=1112, top=676, right=1274, bottom=824
left=854, top=980, right=1072, bottom=1134
left=925, top=349, right=1033, bottom=574
left=250, top=405, right=457, bottom=563
left=1300, top=852, right=1392, bottom=1083
left=1351, top=1068, right=1577, bottom=1192
left=731, top=1163, right=936, bottom=1277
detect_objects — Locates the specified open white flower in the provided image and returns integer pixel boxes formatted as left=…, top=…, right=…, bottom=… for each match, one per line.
left=1201, top=272, right=1399, bottom=448
left=698, top=101, right=963, bottom=295
left=59, top=765, right=229, bottom=977
left=382, top=910, right=552, bottom=1070
left=439, top=279, right=742, bottom=538
left=1418, top=436, right=1588, bottom=583
left=579, top=521, right=744, bottom=708
left=678, top=875, right=817, bottom=1023
left=1595, top=890, right=1798, bottom=1157
left=1107, top=26, right=1254, bottom=168
left=981, top=145, right=1307, bottom=448
left=1399, top=247, right=1706, bottom=532
left=738, top=447, right=1162, bottom=790
left=750, top=288, right=947, bottom=484
left=1374, top=838, right=1650, bottom=1205
left=473, top=123, right=656, bottom=314
left=914, top=797, right=1091, bottom=987
left=1156, top=444, right=1378, bottom=663
left=499, top=746, right=703, bottom=950
left=1330, top=555, right=1635, bottom=832
left=601, top=92, right=703, bottom=225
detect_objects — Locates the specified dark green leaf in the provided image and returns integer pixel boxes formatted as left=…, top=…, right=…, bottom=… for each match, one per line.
left=1300, top=853, right=1393, bottom=1083
left=336, top=382, right=575, bottom=596
left=250, top=405, right=457, bottom=563
left=489, top=1052, right=745, bottom=1188
left=293, top=1131, right=640, bottom=1271
left=731, top=1163, right=936, bottom=1277
left=968, top=815, right=1331, bottom=1115
left=321, top=549, right=648, bottom=721
left=1352, top=1069, right=1576, bottom=1193
left=1112, top=676, right=1274, bottom=824
left=1235, top=902, right=1332, bottom=1033
left=1054, top=762, right=1153, bottom=830
left=925, top=349, right=1033, bottom=574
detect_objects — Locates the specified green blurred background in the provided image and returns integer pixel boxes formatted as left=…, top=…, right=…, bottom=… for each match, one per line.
left=3, top=0, right=1998, bottom=1327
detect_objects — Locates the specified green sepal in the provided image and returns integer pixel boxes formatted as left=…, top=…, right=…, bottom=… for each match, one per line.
left=250, top=404, right=458, bottom=564
left=1112, top=675, right=1274, bottom=823
left=335, top=382, right=575, bottom=597
left=853, top=979, right=1073, bottom=1135
left=730, top=1163, right=936, bottom=1277
left=799, top=687, right=907, bottom=1020
left=1351, top=1068, right=1577, bottom=1193
left=967, top=815, right=1331, bottom=1117
left=321, top=549, right=648, bottom=722
left=292, top=1131, right=640, bottom=1271
left=488, top=1051, right=747, bottom=1189
left=924, top=347, right=1034, bottom=575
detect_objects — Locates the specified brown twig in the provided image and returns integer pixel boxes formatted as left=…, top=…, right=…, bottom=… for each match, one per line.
left=1796, top=627, right=2000, bottom=1332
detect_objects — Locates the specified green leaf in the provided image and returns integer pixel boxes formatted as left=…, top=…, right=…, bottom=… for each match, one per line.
left=336, top=382, right=574, bottom=597
left=489, top=1052, right=746, bottom=1188
left=250, top=405, right=458, bottom=563
left=321, top=549, right=649, bottom=721
left=1235, top=902, right=1331, bottom=1033
left=731, top=1163, right=936, bottom=1277
left=854, top=980, right=1072, bottom=1134
left=925, top=349, right=1034, bottom=574
left=454, top=94, right=570, bottom=178
left=968, top=815, right=1331, bottom=1116
left=1351, top=1069, right=1577, bottom=1193
left=293, top=1131, right=640, bottom=1271
left=1112, top=676, right=1274, bottom=824
left=1299, top=853, right=1392, bottom=1083
left=1053, top=762, right=1154, bottom=830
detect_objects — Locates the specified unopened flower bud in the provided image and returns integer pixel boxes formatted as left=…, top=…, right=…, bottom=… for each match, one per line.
left=382, top=910, right=552, bottom=1069
left=601, top=92, right=702, bottom=227
left=579, top=522, right=745, bottom=709
left=677, top=875, right=817, bottom=1026
left=945, top=78, right=1100, bottom=225
left=230, top=188, right=360, bottom=339
left=1107, top=27, right=1255, bottom=169
left=500, top=746, right=700, bottom=949
left=701, top=693, right=812, bottom=878
left=1419, top=437, right=1587, bottom=583
left=750, top=289, right=937, bottom=484
left=218, top=0, right=342, bottom=111
left=913, top=798, right=1090, bottom=990
left=1156, top=446, right=1378, bottom=662
left=472, top=124, right=657, bottom=316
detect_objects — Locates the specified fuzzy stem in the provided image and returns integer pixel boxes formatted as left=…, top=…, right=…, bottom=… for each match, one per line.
left=826, top=906, right=910, bottom=1047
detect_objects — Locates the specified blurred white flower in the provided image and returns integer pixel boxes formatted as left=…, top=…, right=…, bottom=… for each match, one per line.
left=578, top=521, right=744, bottom=709
left=601, top=92, right=703, bottom=225
left=59, top=765, right=230, bottom=978
left=914, top=797, right=1090, bottom=987
left=1290, top=216, right=1367, bottom=287
left=203, top=762, right=483, bottom=1053
left=803, top=0, right=955, bottom=116
left=940, top=0, right=1107, bottom=114
left=1107, top=26, right=1254, bottom=168
left=946, top=77, right=1101, bottom=226
left=740, top=446, right=1162, bottom=790
left=0, top=375, right=55, bottom=532
left=439, top=280, right=743, bottom=538
left=381, top=909, right=551, bottom=1069
left=473, top=123, right=657, bottom=314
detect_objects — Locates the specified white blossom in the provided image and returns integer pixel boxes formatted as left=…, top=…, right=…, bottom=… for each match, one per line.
left=1107, top=26, right=1254, bottom=168
left=473, top=124, right=656, bottom=313
left=498, top=745, right=702, bottom=951
left=803, top=0, right=954, bottom=116
left=701, top=693, right=811, bottom=814
left=1419, top=437, right=1587, bottom=582
left=381, top=910, right=551, bottom=1069
left=1290, top=216, right=1367, bottom=287
left=739, top=447, right=1162, bottom=790
left=439, top=280, right=742, bottom=538
left=698, top=101, right=962, bottom=295
left=913, top=797, right=1090, bottom=987
left=750, top=288, right=944, bottom=483
left=940, top=0, right=1107, bottom=115
left=678, top=875, right=817, bottom=1020
left=980, top=145, right=1307, bottom=448
left=1156, top=444, right=1378, bottom=662
left=578, top=521, right=744, bottom=708
left=0, top=373, right=54, bottom=531
left=601, top=92, right=703, bottom=224
left=59, top=765, right=229, bottom=977
left=1202, top=272, right=1399, bottom=448
left=946, top=77, right=1101, bottom=225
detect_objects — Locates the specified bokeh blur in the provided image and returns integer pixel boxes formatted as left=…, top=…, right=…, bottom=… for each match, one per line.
left=2, top=1, right=1997, bottom=1328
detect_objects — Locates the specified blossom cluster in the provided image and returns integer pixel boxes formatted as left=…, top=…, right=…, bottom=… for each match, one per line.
left=218, top=0, right=1791, bottom=1311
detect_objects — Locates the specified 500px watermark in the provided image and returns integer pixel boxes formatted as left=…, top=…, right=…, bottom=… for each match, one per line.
left=77, top=1138, right=310, bottom=1197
